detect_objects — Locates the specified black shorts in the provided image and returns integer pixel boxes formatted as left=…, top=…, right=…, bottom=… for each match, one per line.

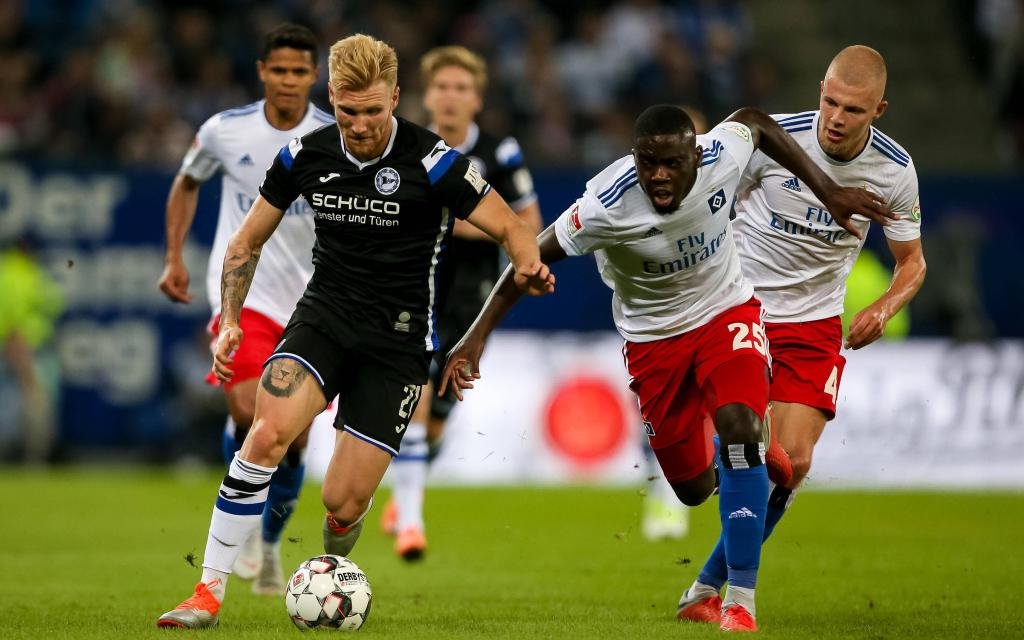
left=265, top=321, right=430, bottom=456
left=428, top=293, right=487, bottom=420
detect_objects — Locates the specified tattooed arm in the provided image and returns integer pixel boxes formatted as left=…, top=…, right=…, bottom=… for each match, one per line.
left=212, top=196, right=285, bottom=382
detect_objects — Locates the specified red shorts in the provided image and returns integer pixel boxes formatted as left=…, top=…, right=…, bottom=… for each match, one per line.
left=765, top=317, right=846, bottom=419
left=205, top=308, right=285, bottom=389
left=624, top=298, right=771, bottom=483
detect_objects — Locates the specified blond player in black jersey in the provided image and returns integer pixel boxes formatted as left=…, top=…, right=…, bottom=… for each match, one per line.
left=157, top=34, right=554, bottom=630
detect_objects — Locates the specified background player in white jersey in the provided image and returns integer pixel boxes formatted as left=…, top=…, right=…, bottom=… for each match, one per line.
left=156, top=24, right=334, bottom=595
left=383, top=45, right=543, bottom=561
left=156, top=34, right=554, bottom=630
left=681, top=45, right=927, bottom=624
left=441, top=104, right=895, bottom=631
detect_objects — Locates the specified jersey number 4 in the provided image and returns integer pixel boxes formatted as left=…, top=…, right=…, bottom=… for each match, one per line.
left=727, top=322, right=767, bottom=357
left=824, top=365, right=839, bottom=404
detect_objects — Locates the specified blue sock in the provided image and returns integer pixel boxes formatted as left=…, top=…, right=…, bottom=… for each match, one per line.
left=697, top=434, right=727, bottom=589
left=717, top=442, right=768, bottom=589
left=221, top=418, right=241, bottom=464
left=698, top=482, right=793, bottom=589
left=263, top=455, right=305, bottom=544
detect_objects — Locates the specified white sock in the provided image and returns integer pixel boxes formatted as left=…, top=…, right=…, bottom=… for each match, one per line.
left=688, top=580, right=721, bottom=599
left=392, top=421, right=428, bottom=531
left=200, top=569, right=228, bottom=600
left=723, top=585, right=756, bottom=617
left=201, top=454, right=276, bottom=600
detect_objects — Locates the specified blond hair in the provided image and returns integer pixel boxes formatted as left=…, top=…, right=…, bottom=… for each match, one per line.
left=420, top=46, right=487, bottom=94
left=825, top=45, right=887, bottom=99
left=328, top=34, right=398, bottom=92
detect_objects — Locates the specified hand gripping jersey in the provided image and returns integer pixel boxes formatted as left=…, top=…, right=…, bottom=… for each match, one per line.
left=732, top=110, right=922, bottom=323
left=554, top=121, right=757, bottom=342
left=258, top=117, right=490, bottom=354
left=180, top=100, right=335, bottom=326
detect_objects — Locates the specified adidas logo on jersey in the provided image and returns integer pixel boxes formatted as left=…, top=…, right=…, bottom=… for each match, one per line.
left=238, top=154, right=254, bottom=166
left=728, top=507, right=757, bottom=519
left=643, top=227, right=663, bottom=238
left=781, top=176, right=801, bottom=192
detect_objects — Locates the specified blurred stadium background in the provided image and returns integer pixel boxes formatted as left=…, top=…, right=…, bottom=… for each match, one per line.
left=1, top=0, right=1022, bottom=637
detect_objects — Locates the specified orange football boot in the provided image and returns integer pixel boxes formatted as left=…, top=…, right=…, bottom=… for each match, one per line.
left=676, top=593, right=722, bottom=624
left=720, top=604, right=758, bottom=632
left=156, top=580, right=221, bottom=629
left=395, top=526, right=426, bottom=562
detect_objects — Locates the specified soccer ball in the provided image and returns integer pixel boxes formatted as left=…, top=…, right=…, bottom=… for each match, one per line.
left=285, top=555, right=372, bottom=631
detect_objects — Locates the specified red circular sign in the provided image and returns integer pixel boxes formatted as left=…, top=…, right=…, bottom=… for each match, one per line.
left=544, top=376, right=628, bottom=465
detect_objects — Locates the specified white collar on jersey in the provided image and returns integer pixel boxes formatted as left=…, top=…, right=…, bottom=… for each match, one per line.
left=428, top=121, right=479, bottom=154
left=338, top=116, right=399, bottom=171
left=258, top=98, right=317, bottom=133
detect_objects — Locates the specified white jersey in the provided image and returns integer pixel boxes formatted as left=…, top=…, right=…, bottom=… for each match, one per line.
left=732, top=110, right=921, bottom=323
left=180, top=99, right=335, bottom=326
left=554, top=121, right=756, bottom=342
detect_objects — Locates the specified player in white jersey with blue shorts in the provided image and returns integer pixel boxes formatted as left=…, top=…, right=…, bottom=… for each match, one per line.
left=680, top=46, right=928, bottom=626
left=157, top=23, right=334, bottom=597
left=441, top=104, right=896, bottom=631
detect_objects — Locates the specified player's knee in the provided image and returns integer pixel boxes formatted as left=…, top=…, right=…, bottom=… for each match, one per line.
left=671, top=482, right=713, bottom=507
left=245, top=420, right=291, bottom=463
left=670, top=466, right=716, bottom=506
left=322, top=492, right=371, bottom=527
left=789, top=451, right=813, bottom=485
left=715, top=403, right=763, bottom=445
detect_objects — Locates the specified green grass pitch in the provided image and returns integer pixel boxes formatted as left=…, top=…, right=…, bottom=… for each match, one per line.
left=0, top=469, right=1020, bottom=639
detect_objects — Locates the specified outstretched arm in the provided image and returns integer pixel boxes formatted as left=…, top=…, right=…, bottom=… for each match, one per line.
left=846, top=237, right=926, bottom=349
left=439, top=224, right=567, bottom=399
left=727, top=107, right=898, bottom=239
left=213, top=195, right=284, bottom=382
left=158, top=173, right=202, bottom=303
left=465, top=189, right=556, bottom=296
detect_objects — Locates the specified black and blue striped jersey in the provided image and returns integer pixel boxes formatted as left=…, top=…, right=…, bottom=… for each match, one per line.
left=259, top=116, right=490, bottom=353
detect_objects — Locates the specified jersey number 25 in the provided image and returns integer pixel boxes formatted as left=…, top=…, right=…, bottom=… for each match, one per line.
left=727, top=322, right=768, bottom=357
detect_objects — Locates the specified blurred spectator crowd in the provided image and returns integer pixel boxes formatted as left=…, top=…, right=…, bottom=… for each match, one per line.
left=0, top=0, right=773, bottom=170
left=958, top=0, right=1024, bottom=164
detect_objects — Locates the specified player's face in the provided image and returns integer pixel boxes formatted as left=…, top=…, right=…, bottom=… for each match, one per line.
left=423, top=65, right=482, bottom=130
left=633, top=134, right=701, bottom=213
left=330, top=80, right=400, bottom=161
left=258, top=47, right=318, bottom=114
left=818, top=76, right=888, bottom=161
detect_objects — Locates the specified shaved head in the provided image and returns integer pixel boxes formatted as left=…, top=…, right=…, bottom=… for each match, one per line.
left=817, top=45, right=889, bottom=160
left=824, top=45, right=887, bottom=102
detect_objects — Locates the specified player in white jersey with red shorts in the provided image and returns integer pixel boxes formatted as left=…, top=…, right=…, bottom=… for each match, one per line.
left=680, top=46, right=927, bottom=625
left=157, top=23, right=335, bottom=596
left=440, top=104, right=895, bottom=631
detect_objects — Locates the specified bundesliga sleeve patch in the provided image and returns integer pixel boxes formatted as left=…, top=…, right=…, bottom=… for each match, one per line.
left=910, top=197, right=921, bottom=222
left=721, top=122, right=752, bottom=142
left=565, top=204, right=584, bottom=237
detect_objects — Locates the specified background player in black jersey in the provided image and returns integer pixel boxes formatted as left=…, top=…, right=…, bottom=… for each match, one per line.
left=157, top=34, right=554, bottom=629
left=383, top=46, right=543, bottom=562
